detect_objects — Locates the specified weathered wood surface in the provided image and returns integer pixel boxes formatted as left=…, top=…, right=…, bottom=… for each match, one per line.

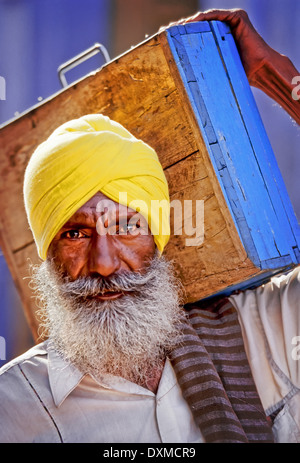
left=0, top=24, right=288, bottom=340
left=168, top=21, right=300, bottom=266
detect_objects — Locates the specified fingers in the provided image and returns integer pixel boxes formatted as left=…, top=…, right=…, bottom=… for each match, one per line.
left=164, top=8, right=251, bottom=29
left=185, top=9, right=251, bottom=27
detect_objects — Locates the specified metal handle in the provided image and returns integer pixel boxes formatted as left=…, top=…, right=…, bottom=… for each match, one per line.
left=57, top=43, right=110, bottom=88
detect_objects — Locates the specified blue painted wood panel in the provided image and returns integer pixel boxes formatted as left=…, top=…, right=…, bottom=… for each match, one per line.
left=167, top=21, right=300, bottom=291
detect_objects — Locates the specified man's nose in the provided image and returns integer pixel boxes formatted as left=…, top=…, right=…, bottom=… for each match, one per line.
left=88, top=234, right=121, bottom=278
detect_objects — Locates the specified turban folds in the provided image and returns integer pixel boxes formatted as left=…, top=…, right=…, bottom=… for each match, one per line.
left=23, top=114, right=170, bottom=260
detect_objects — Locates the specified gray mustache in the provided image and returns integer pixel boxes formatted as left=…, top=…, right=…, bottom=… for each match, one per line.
left=58, top=268, right=157, bottom=299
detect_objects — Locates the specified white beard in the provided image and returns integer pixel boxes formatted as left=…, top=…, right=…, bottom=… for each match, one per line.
left=31, top=254, right=184, bottom=386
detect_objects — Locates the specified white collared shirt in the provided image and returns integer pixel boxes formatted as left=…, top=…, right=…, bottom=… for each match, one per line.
left=0, top=342, right=203, bottom=443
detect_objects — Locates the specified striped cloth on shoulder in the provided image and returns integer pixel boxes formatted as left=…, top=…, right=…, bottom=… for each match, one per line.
left=169, top=297, right=274, bottom=443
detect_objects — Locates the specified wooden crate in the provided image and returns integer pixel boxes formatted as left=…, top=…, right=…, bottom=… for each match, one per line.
left=0, top=21, right=299, bottom=340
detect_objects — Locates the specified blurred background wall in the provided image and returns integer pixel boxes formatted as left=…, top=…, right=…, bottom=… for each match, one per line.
left=0, top=0, right=299, bottom=367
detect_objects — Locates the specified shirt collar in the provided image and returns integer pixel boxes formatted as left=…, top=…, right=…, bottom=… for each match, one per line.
left=47, top=343, right=85, bottom=407
left=46, top=341, right=178, bottom=407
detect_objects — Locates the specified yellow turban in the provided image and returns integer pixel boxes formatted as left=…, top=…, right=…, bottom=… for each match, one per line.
left=23, top=114, right=170, bottom=260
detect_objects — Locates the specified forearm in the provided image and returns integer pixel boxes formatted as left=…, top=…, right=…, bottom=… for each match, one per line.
left=249, top=50, right=300, bottom=125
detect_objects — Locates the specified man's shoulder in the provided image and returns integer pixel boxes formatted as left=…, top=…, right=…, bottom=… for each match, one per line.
left=0, top=341, right=48, bottom=377
left=0, top=342, right=49, bottom=399
left=0, top=341, right=60, bottom=443
left=0, top=341, right=49, bottom=418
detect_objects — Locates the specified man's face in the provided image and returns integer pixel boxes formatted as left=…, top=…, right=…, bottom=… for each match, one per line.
left=33, top=192, right=182, bottom=383
left=48, top=191, right=156, bottom=300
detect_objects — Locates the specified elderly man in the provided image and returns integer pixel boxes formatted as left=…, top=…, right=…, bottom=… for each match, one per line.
left=0, top=10, right=299, bottom=444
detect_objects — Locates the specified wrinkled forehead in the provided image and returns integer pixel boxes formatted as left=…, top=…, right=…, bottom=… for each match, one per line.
left=61, top=191, right=148, bottom=230
left=75, top=191, right=126, bottom=212
left=72, top=191, right=136, bottom=216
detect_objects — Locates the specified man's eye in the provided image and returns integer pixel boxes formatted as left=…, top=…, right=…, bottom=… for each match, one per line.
left=62, top=230, right=86, bottom=239
left=118, top=222, right=140, bottom=234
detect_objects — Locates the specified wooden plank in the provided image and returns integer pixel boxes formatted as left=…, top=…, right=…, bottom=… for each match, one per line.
left=211, top=20, right=300, bottom=258
left=166, top=22, right=300, bottom=270
left=173, top=27, right=285, bottom=261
